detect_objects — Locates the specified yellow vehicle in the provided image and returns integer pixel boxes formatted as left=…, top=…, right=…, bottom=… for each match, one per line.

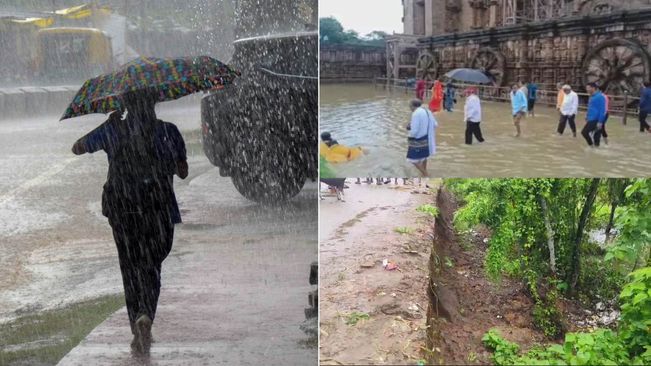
left=35, top=27, right=113, bottom=80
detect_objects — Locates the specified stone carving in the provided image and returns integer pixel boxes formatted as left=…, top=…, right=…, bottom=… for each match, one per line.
left=582, top=38, right=651, bottom=94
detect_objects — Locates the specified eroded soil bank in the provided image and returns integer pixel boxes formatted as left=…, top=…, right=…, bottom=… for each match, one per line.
left=425, top=187, right=547, bottom=365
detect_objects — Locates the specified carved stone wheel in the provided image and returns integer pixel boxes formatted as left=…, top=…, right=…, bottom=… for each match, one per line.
left=470, top=47, right=505, bottom=86
left=416, top=51, right=438, bottom=81
left=582, top=39, right=651, bottom=95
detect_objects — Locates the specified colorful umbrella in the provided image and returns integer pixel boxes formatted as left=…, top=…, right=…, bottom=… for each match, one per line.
left=60, top=56, right=240, bottom=120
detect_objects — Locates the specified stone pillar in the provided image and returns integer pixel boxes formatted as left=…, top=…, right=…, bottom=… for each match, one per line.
left=489, top=0, right=499, bottom=27
left=403, top=0, right=415, bottom=35
left=425, top=0, right=434, bottom=36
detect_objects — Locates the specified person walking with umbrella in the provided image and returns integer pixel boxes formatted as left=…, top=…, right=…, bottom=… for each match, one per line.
left=510, top=84, right=528, bottom=137
left=405, top=99, right=438, bottom=177
left=63, top=56, right=239, bottom=354
left=463, top=87, right=484, bottom=144
left=72, top=91, right=188, bottom=353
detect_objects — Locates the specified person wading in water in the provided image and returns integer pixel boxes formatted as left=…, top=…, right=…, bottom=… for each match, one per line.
left=72, top=91, right=188, bottom=353
left=405, top=99, right=437, bottom=177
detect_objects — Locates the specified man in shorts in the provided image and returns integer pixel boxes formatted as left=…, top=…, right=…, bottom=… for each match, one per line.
left=510, top=84, right=528, bottom=137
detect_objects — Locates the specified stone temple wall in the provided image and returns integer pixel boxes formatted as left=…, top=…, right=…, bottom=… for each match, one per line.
left=320, top=45, right=386, bottom=80
left=416, top=8, right=651, bottom=95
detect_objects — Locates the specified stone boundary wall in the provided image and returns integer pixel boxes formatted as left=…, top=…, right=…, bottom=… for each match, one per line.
left=418, top=9, right=651, bottom=92
left=320, top=44, right=386, bottom=80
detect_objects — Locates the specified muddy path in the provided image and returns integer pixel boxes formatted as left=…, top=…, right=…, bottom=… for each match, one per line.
left=319, top=180, right=437, bottom=365
left=425, top=188, right=547, bottom=365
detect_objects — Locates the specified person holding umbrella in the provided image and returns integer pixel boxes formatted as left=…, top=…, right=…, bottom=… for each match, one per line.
left=463, top=87, right=484, bottom=145
left=510, top=83, right=528, bottom=137
left=72, top=91, right=188, bottom=353
left=63, top=56, right=239, bottom=354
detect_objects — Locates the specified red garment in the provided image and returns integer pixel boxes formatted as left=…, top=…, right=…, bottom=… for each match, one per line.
left=429, top=81, right=443, bottom=112
left=416, top=79, right=426, bottom=100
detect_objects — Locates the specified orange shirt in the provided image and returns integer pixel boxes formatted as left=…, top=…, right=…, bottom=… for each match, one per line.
left=557, top=90, right=565, bottom=109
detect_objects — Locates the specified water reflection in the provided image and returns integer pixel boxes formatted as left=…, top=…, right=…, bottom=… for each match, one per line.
left=320, top=83, right=651, bottom=177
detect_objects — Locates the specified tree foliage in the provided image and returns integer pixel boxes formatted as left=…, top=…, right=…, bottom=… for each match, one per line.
left=446, top=178, right=650, bottom=339
left=319, top=17, right=387, bottom=46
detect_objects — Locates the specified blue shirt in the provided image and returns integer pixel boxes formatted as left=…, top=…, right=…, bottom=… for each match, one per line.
left=640, top=87, right=651, bottom=113
left=84, top=118, right=186, bottom=224
left=511, top=90, right=528, bottom=115
left=528, top=84, right=538, bottom=100
left=586, top=91, right=606, bottom=123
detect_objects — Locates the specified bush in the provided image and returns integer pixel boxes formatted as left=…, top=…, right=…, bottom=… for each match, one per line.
left=619, top=267, right=651, bottom=358
left=577, top=256, right=625, bottom=304
left=483, top=267, right=651, bottom=366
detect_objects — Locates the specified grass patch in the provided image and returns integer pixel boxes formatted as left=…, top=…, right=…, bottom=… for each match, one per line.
left=0, top=294, right=123, bottom=366
left=394, top=226, right=413, bottom=235
left=416, top=204, right=439, bottom=218
left=344, top=311, right=370, bottom=326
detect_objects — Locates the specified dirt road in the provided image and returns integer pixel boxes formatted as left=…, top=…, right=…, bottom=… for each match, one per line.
left=319, top=180, right=436, bottom=365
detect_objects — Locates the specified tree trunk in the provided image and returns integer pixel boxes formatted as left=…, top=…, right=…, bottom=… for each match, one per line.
left=604, top=201, right=617, bottom=242
left=569, top=178, right=601, bottom=292
left=538, top=194, right=556, bottom=275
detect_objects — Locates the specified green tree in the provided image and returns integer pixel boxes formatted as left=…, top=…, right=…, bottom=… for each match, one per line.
left=319, top=17, right=346, bottom=43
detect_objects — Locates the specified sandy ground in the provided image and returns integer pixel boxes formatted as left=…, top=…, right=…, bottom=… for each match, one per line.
left=319, top=179, right=436, bottom=365
left=0, top=104, right=317, bottom=365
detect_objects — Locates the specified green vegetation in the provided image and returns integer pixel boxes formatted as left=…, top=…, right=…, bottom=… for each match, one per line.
left=0, top=294, right=123, bottom=365
left=483, top=267, right=651, bottom=365
left=417, top=204, right=439, bottom=218
left=394, top=226, right=413, bottom=235
left=319, top=17, right=387, bottom=47
left=344, top=311, right=370, bottom=326
left=444, top=178, right=651, bottom=365
left=319, top=155, right=335, bottom=178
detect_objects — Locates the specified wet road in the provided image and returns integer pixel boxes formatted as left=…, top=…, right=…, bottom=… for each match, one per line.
left=0, top=103, right=317, bottom=365
left=321, top=83, right=651, bottom=177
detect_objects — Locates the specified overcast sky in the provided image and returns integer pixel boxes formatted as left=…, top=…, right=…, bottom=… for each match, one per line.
left=320, top=0, right=403, bottom=36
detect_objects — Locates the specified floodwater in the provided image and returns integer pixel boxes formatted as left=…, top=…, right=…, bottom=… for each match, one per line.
left=321, top=83, right=651, bottom=177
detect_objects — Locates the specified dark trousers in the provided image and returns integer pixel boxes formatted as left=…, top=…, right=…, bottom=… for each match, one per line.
left=465, top=121, right=484, bottom=144
left=110, top=212, right=174, bottom=333
left=557, top=114, right=576, bottom=135
left=640, top=111, right=650, bottom=132
left=581, top=121, right=602, bottom=146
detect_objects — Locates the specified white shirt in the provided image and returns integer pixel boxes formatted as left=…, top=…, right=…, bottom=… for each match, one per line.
left=409, top=107, right=438, bottom=156
left=560, top=91, right=579, bottom=116
left=464, top=94, right=482, bottom=123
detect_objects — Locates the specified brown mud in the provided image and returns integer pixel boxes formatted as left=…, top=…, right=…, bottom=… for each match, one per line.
left=425, top=187, right=547, bottom=365
left=319, top=181, right=437, bottom=365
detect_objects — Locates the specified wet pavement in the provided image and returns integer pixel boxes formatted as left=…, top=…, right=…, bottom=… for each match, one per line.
left=321, top=83, right=651, bottom=177
left=319, top=179, right=434, bottom=365
left=0, top=104, right=317, bottom=365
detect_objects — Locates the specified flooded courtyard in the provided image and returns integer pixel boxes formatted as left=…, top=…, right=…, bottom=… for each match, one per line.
left=321, top=83, right=650, bottom=177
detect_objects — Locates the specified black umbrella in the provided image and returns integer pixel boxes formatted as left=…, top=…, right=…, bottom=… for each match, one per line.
left=444, top=68, right=493, bottom=84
